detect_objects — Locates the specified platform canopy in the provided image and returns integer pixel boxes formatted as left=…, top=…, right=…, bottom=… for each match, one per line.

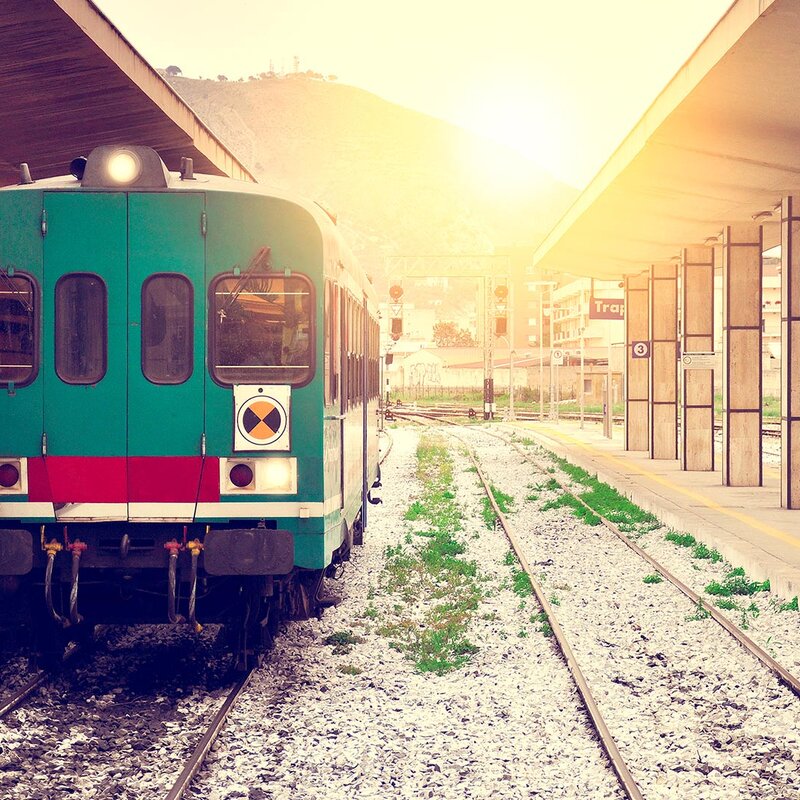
left=0, top=0, right=254, bottom=186
left=533, top=0, right=797, bottom=279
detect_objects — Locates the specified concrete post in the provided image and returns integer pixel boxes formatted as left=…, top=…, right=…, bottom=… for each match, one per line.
left=649, top=263, right=678, bottom=459
left=682, top=246, right=715, bottom=471
left=722, top=224, right=762, bottom=487
left=624, top=272, right=649, bottom=450
left=781, top=197, right=800, bottom=506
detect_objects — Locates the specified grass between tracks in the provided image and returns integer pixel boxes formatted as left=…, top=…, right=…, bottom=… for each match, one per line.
left=537, top=446, right=798, bottom=617
left=376, top=435, right=481, bottom=674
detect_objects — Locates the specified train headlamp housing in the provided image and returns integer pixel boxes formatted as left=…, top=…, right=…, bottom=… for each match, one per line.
left=220, top=457, right=297, bottom=495
left=0, top=459, right=26, bottom=493
left=80, top=145, right=170, bottom=189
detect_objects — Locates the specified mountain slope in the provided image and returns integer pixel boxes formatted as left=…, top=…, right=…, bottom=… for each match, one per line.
left=166, top=74, right=577, bottom=280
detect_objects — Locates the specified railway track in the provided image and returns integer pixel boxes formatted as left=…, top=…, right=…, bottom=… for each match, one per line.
left=399, top=411, right=643, bottom=799
left=397, top=411, right=800, bottom=797
left=387, top=403, right=783, bottom=437
left=164, top=669, right=254, bottom=800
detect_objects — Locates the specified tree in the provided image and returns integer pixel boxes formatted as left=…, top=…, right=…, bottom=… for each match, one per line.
left=433, top=321, right=476, bottom=347
left=165, top=65, right=182, bottom=76
left=217, top=74, right=228, bottom=82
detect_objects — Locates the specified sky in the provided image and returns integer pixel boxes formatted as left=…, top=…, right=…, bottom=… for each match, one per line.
left=95, top=0, right=733, bottom=188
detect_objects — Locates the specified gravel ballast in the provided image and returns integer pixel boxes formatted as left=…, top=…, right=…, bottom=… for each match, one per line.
left=187, top=427, right=622, bottom=800
left=457, top=423, right=800, bottom=800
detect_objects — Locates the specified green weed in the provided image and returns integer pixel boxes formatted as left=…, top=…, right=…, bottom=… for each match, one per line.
left=780, top=596, right=799, bottom=612
left=541, top=493, right=601, bottom=525
left=705, top=567, right=770, bottom=597
left=379, top=435, right=480, bottom=675
left=692, top=543, right=722, bottom=562
left=511, top=568, right=533, bottom=597
left=324, top=630, right=364, bottom=654
left=665, top=531, right=696, bottom=548
left=686, top=600, right=710, bottom=621
left=643, top=573, right=663, bottom=584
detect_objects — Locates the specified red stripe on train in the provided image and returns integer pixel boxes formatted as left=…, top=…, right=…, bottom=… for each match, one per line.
left=27, top=457, right=220, bottom=503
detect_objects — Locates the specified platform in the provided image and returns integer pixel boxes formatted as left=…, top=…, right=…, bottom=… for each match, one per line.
left=509, top=419, right=800, bottom=597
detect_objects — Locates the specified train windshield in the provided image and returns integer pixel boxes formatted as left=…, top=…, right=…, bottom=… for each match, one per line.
left=0, top=273, right=36, bottom=386
left=210, top=273, right=314, bottom=386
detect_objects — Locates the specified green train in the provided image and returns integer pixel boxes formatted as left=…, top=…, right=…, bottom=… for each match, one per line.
left=0, top=145, right=380, bottom=666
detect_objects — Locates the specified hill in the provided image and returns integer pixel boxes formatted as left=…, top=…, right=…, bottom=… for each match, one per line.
left=165, top=74, right=577, bottom=283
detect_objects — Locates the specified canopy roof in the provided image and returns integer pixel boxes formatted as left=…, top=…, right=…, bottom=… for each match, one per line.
left=0, top=0, right=254, bottom=186
left=534, top=0, right=794, bottom=278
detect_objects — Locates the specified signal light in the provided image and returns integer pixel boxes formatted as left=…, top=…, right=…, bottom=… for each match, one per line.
left=494, top=284, right=509, bottom=300
left=389, top=284, right=403, bottom=301
left=229, top=463, right=254, bottom=488
left=391, top=317, right=403, bottom=341
left=0, top=463, right=20, bottom=489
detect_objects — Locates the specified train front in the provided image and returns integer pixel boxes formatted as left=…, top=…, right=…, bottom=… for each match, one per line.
left=0, top=146, right=339, bottom=658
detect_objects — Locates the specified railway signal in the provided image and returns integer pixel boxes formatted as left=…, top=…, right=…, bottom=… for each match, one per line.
left=494, top=283, right=508, bottom=337
left=389, top=284, right=403, bottom=341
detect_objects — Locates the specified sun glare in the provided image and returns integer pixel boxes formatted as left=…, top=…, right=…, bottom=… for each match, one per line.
left=455, top=86, right=566, bottom=184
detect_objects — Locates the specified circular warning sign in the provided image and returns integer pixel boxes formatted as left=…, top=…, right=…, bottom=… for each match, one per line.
left=236, top=395, right=288, bottom=447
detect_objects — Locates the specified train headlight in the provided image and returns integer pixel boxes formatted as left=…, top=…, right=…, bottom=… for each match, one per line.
left=263, top=458, right=297, bottom=494
left=0, top=463, right=19, bottom=489
left=107, top=150, right=142, bottom=184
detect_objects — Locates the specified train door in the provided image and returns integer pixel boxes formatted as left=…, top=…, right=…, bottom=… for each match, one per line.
left=42, top=192, right=128, bottom=518
left=127, top=194, right=206, bottom=519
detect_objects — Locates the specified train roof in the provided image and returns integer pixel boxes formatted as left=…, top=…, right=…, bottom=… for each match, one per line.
left=0, top=165, right=377, bottom=303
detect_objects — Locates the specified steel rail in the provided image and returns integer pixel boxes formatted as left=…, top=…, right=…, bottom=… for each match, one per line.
left=494, top=430, right=800, bottom=698
left=0, top=641, right=83, bottom=720
left=389, top=404, right=782, bottom=436
left=163, top=434, right=392, bottom=799
left=0, top=671, right=48, bottom=719
left=428, top=415, right=800, bottom=700
left=399, top=412, right=644, bottom=800
left=164, top=669, right=254, bottom=800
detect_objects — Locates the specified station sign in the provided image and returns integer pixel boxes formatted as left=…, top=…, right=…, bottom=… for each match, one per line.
left=589, top=296, right=624, bottom=320
left=631, top=341, right=650, bottom=359
left=681, top=352, right=717, bottom=370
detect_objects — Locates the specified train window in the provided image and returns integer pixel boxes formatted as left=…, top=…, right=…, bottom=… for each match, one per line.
left=55, top=273, right=107, bottom=385
left=332, top=284, right=339, bottom=403
left=0, top=272, right=37, bottom=387
left=210, top=272, right=314, bottom=387
left=141, top=274, right=193, bottom=385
